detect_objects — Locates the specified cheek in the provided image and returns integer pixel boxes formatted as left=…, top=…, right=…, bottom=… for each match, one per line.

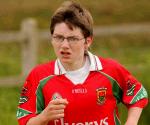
left=78, top=44, right=86, bottom=51
left=51, top=43, right=60, bottom=54
left=73, top=44, right=85, bottom=54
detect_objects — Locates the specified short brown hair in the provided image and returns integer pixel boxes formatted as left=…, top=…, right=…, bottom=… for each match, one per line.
left=50, top=1, right=93, bottom=38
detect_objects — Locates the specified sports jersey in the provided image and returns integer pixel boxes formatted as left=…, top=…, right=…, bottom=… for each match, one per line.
left=16, top=52, right=148, bottom=125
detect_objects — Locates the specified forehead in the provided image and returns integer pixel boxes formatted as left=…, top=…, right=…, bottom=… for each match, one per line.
left=53, top=22, right=83, bottom=36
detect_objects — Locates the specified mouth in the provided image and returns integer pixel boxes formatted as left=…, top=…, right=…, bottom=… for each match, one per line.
left=60, top=51, right=71, bottom=58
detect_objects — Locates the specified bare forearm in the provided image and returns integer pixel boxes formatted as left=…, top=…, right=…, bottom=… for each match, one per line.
left=125, top=107, right=143, bottom=125
left=26, top=114, right=48, bottom=125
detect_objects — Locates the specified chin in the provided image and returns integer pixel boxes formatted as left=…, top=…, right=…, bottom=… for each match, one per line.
left=60, top=58, right=72, bottom=64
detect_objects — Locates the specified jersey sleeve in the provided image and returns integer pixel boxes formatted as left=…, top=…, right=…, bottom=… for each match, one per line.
left=16, top=69, right=40, bottom=125
left=16, top=62, right=54, bottom=125
left=114, top=61, right=148, bottom=108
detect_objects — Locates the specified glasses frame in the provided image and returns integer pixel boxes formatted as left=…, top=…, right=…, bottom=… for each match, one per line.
left=52, top=35, right=85, bottom=44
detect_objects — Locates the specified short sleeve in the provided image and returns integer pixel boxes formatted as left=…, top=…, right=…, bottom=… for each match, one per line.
left=16, top=69, right=39, bottom=125
left=115, top=62, right=148, bottom=108
left=16, top=61, right=54, bottom=125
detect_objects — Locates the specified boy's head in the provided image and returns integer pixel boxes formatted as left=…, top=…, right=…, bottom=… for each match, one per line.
left=50, top=1, right=93, bottom=38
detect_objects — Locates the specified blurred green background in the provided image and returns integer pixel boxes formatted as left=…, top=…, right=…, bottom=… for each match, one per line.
left=0, top=0, right=149, bottom=125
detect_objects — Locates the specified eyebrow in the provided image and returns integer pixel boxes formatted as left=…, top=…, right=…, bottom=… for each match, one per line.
left=53, top=33, right=63, bottom=36
left=53, top=34, right=80, bottom=38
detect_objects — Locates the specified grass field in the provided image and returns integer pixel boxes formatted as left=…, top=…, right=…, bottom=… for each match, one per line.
left=0, top=0, right=150, bottom=124
left=0, top=87, right=19, bottom=125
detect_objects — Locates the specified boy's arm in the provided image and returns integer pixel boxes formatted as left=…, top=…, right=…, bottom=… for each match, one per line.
left=125, top=107, right=142, bottom=125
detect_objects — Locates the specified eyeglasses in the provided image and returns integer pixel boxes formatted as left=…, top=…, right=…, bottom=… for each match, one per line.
left=52, top=35, right=85, bottom=44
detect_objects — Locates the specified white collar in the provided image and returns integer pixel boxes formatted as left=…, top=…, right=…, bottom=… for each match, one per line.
left=54, top=51, right=103, bottom=75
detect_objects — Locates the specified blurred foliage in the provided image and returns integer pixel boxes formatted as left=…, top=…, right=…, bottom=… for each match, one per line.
left=0, top=0, right=150, bottom=30
left=0, top=42, right=21, bottom=76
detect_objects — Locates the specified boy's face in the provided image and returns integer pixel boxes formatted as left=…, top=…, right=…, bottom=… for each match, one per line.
left=51, top=22, right=92, bottom=68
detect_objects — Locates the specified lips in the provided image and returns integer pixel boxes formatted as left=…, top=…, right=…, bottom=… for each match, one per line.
left=61, top=51, right=70, bottom=55
left=60, top=51, right=71, bottom=58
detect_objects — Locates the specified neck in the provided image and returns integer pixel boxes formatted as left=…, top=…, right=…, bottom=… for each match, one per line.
left=62, top=56, right=86, bottom=71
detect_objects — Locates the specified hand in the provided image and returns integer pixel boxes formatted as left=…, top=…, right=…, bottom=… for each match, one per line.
left=39, top=98, right=68, bottom=123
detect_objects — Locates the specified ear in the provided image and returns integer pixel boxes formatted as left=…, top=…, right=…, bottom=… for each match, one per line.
left=85, top=36, right=93, bottom=47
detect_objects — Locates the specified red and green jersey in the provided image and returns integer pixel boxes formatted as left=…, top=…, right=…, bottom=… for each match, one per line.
left=17, top=53, right=148, bottom=125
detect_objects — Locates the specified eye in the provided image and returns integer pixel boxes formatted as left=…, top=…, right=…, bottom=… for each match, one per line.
left=56, top=36, right=64, bottom=40
left=53, top=35, right=64, bottom=42
left=68, top=37, right=78, bottom=42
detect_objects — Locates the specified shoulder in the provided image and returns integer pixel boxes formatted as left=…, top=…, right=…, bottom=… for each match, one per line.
left=98, top=56, right=130, bottom=78
left=98, top=56, right=122, bottom=70
left=26, top=60, right=56, bottom=83
left=32, top=60, right=55, bottom=74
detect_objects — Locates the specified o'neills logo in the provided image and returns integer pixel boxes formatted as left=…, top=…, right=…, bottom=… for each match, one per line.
left=54, top=117, right=108, bottom=125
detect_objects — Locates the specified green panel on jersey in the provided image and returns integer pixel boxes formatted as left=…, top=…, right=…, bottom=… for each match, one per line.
left=36, top=75, right=54, bottom=114
left=130, top=86, right=148, bottom=104
left=16, top=108, right=31, bottom=119
left=114, top=109, right=121, bottom=125
left=99, top=71, right=123, bottom=103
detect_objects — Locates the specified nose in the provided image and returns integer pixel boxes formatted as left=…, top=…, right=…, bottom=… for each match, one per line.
left=61, top=38, right=70, bottom=48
